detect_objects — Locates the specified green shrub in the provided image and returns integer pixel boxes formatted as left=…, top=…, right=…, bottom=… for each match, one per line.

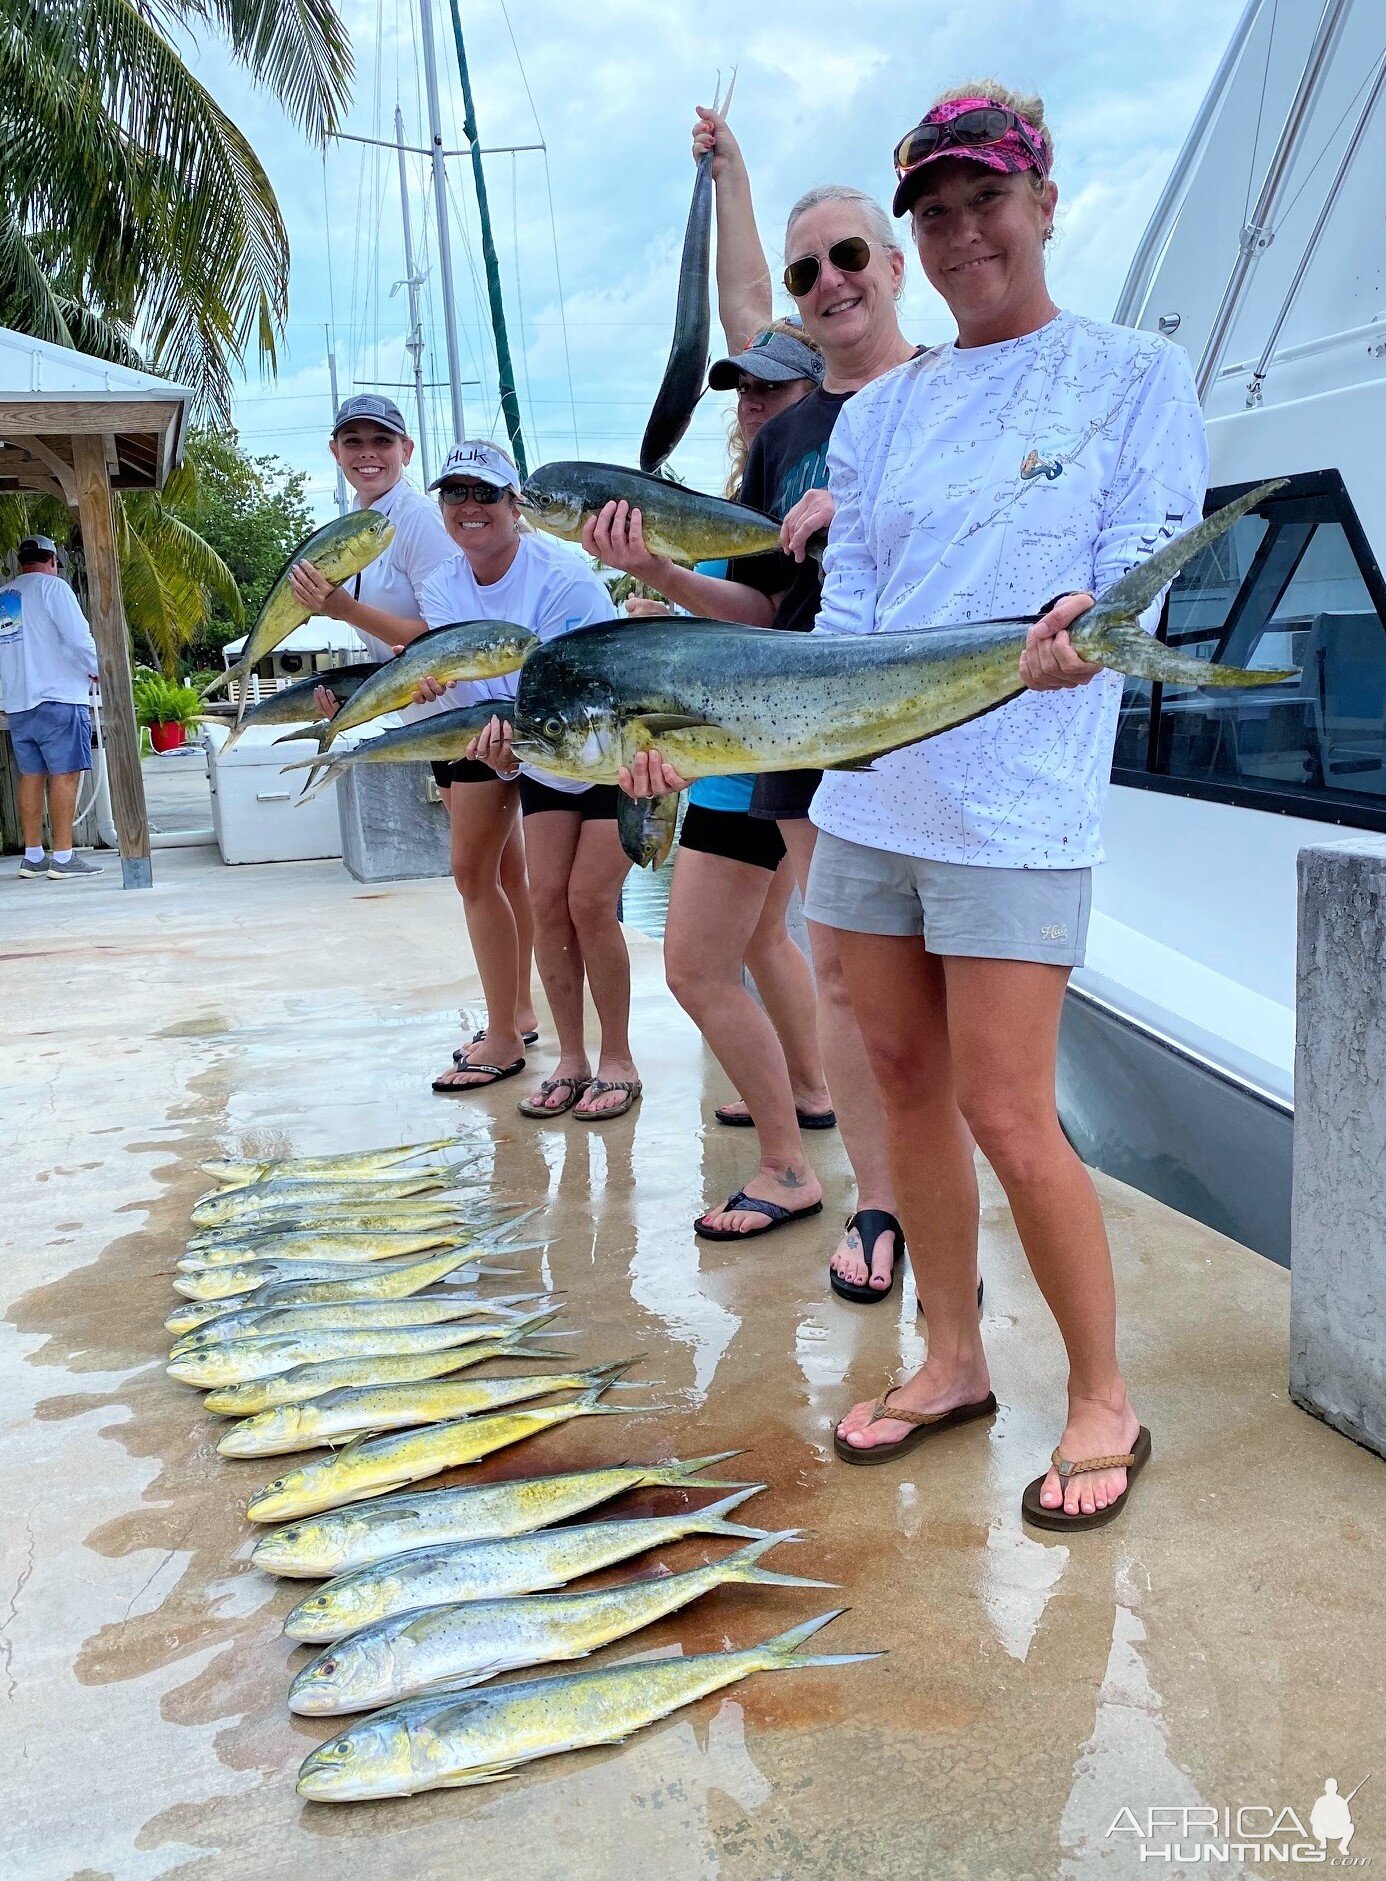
left=132, top=668, right=204, bottom=729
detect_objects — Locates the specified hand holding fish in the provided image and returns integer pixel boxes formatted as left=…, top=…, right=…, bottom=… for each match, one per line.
left=693, top=104, right=743, bottom=182
left=411, top=672, right=449, bottom=706
left=313, top=684, right=342, bottom=721
left=624, top=598, right=672, bottom=618
left=289, top=559, right=351, bottom=619
left=782, top=489, right=835, bottom=564
left=583, top=501, right=675, bottom=589
left=1020, top=593, right=1103, bottom=690
left=618, top=747, right=690, bottom=799
left=467, top=713, right=521, bottom=778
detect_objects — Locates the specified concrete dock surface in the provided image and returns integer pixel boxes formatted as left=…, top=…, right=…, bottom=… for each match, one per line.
left=1, top=847, right=1381, bottom=1880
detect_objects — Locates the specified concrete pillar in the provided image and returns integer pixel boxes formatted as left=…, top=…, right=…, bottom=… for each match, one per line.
left=1290, top=837, right=1386, bottom=1456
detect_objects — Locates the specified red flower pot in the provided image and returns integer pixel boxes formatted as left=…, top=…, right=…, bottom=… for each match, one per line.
left=150, top=721, right=185, bottom=752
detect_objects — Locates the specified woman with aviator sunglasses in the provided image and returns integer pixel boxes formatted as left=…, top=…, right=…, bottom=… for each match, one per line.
left=601, top=127, right=914, bottom=1292
left=811, top=84, right=1207, bottom=1533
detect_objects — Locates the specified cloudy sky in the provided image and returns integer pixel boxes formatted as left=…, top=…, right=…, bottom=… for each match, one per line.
left=203, top=0, right=1247, bottom=515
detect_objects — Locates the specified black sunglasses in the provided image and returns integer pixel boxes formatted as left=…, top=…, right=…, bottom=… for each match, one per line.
left=894, top=104, right=1048, bottom=180
left=783, top=236, right=872, bottom=299
left=439, top=481, right=506, bottom=506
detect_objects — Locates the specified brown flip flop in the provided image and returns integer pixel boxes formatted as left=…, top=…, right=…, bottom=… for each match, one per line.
left=517, top=1075, right=592, bottom=1119
left=573, top=1078, right=642, bottom=1122
left=833, top=1387, right=998, bottom=1466
left=1021, top=1426, right=1152, bottom=1531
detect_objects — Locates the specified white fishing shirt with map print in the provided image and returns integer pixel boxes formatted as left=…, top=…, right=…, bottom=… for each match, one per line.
left=810, top=311, right=1208, bottom=868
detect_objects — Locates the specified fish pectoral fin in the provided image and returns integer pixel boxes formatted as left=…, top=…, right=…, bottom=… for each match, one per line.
left=443, top=1764, right=521, bottom=1788
left=824, top=756, right=878, bottom=773
left=633, top=713, right=719, bottom=738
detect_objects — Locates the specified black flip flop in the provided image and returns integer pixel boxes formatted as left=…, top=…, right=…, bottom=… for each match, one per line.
left=694, top=1191, right=824, bottom=1242
left=714, top=1104, right=837, bottom=1131
left=1021, top=1426, right=1152, bottom=1532
left=829, top=1209, right=904, bottom=1305
left=833, top=1389, right=998, bottom=1466
left=432, top=1057, right=526, bottom=1095
left=465, top=1029, right=539, bottom=1053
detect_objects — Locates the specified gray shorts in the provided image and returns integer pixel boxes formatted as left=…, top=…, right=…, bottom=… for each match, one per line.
left=803, top=829, right=1091, bottom=966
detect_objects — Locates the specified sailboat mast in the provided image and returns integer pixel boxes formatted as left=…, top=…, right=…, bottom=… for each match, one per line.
left=418, top=0, right=467, bottom=442
left=445, top=0, right=530, bottom=477
left=394, top=106, right=433, bottom=483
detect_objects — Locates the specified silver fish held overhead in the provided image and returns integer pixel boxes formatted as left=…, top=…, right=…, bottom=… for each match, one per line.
left=288, top=1532, right=829, bottom=1713
left=295, top=1609, right=880, bottom=1800
left=513, top=482, right=1294, bottom=867
left=249, top=1450, right=748, bottom=1577
left=520, top=462, right=783, bottom=567
left=203, top=510, right=394, bottom=725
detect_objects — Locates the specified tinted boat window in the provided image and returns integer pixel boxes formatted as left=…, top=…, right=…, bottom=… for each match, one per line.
left=1113, top=472, right=1386, bottom=829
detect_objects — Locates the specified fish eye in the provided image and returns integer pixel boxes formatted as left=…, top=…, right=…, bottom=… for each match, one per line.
left=321, top=1658, right=337, bottom=1674
left=544, top=717, right=563, bottom=739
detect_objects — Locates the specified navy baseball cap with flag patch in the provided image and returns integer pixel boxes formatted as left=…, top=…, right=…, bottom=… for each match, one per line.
left=428, top=439, right=521, bottom=492
left=707, top=327, right=826, bottom=392
left=332, top=394, right=410, bottom=438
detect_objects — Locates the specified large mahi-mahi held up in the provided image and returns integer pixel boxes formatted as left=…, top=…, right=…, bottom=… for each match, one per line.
left=513, top=482, right=1292, bottom=865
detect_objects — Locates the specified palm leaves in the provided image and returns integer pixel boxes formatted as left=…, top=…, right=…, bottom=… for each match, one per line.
left=0, top=0, right=353, bottom=412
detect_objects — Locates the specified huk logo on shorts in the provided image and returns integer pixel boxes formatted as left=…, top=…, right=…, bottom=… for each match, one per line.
left=1019, top=449, right=1064, bottom=482
left=1106, top=1774, right=1370, bottom=1864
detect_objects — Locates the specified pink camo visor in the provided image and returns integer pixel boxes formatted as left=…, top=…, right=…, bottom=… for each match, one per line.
left=892, top=97, right=1050, bottom=216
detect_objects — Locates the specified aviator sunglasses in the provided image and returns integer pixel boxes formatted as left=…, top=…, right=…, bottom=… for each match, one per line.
left=893, top=104, right=1049, bottom=181
left=783, top=236, right=872, bottom=299
left=439, top=480, right=507, bottom=506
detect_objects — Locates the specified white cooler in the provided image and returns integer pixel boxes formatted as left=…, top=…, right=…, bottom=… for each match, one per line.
left=203, top=723, right=344, bottom=865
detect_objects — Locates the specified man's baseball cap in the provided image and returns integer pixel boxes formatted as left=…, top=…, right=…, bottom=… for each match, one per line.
left=17, top=535, right=58, bottom=560
left=428, top=439, right=521, bottom=492
left=708, top=327, right=826, bottom=392
left=332, top=393, right=410, bottom=438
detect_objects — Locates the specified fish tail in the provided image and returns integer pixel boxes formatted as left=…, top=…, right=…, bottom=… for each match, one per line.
left=510, top=1307, right=564, bottom=1338
left=202, top=668, right=231, bottom=699
left=1074, top=617, right=1297, bottom=690
left=646, top=1449, right=750, bottom=1487
left=723, top=1532, right=836, bottom=1590
left=758, top=1607, right=885, bottom=1668
left=577, top=1358, right=639, bottom=1389
left=686, top=1484, right=768, bottom=1536
left=1092, top=478, right=1287, bottom=620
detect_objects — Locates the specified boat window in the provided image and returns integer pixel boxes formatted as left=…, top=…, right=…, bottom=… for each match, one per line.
left=1113, top=472, right=1386, bottom=830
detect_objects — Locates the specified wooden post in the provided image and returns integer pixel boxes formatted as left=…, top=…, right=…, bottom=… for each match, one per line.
left=72, top=432, right=152, bottom=888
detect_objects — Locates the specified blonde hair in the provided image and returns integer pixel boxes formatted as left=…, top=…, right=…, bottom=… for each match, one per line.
left=722, top=319, right=823, bottom=500
left=927, top=80, right=1055, bottom=190
left=785, top=185, right=901, bottom=262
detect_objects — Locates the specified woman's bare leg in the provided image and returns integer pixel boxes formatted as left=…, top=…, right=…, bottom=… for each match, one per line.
left=434, top=780, right=527, bottom=1087
left=565, top=820, right=641, bottom=1118
left=781, top=819, right=899, bottom=1289
left=499, top=821, right=538, bottom=1036
left=666, top=847, right=820, bottom=1228
left=734, top=857, right=831, bottom=1113
left=519, top=810, right=590, bottom=1109
left=944, top=956, right=1139, bottom=1517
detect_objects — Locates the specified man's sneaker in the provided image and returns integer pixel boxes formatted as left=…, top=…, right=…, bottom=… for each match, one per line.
left=47, top=853, right=104, bottom=880
left=18, top=854, right=50, bottom=879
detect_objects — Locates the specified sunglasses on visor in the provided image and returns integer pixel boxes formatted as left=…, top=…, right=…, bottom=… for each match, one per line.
left=439, top=481, right=507, bottom=505
left=783, top=236, right=872, bottom=299
left=893, top=104, right=1049, bottom=179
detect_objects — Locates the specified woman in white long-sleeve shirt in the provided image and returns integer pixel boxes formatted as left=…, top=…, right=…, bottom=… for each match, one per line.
left=812, top=84, right=1207, bottom=1532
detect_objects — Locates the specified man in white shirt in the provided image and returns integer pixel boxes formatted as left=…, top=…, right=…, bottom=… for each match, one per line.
left=0, top=537, right=103, bottom=879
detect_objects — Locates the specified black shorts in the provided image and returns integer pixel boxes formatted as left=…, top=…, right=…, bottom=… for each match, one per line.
left=749, top=768, right=823, bottom=821
left=678, top=802, right=786, bottom=872
left=430, top=758, right=501, bottom=787
left=518, top=776, right=620, bottom=820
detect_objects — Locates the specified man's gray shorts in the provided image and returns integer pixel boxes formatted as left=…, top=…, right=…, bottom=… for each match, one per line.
left=804, top=829, right=1091, bottom=967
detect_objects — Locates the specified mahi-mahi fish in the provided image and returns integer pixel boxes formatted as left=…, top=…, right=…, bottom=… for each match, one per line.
left=512, top=482, right=1293, bottom=866
left=288, top=1533, right=829, bottom=1713
left=249, top=1451, right=747, bottom=1577
left=203, top=1335, right=564, bottom=1417
left=316, top=628, right=534, bottom=749
left=521, top=461, right=783, bottom=566
left=204, top=510, right=394, bottom=725
left=296, top=1609, right=878, bottom=1800
left=202, top=1140, right=464, bottom=1186
left=279, top=701, right=516, bottom=796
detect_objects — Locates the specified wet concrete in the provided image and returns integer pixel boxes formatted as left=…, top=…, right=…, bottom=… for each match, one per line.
left=1, top=847, right=1382, bottom=1880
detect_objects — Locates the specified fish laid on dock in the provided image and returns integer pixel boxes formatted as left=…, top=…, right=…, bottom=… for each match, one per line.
left=202, top=1139, right=466, bottom=1186
left=282, top=1486, right=768, bottom=1641
left=168, top=1307, right=562, bottom=1388
left=190, top=1174, right=455, bottom=1229
left=172, top=1245, right=510, bottom=1301
left=296, top=1610, right=879, bottom=1800
left=250, top=1451, right=747, bottom=1577
left=219, top=1360, right=625, bottom=1457
left=521, top=462, right=783, bottom=566
left=246, top=1382, right=639, bottom=1522
left=289, top=1532, right=826, bottom=1712
left=169, top=1292, right=539, bottom=1347
left=179, top=1221, right=530, bottom=1267
left=204, top=509, right=395, bottom=724
left=165, top=1251, right=494, bottom=1326
left=512, top=482, right=1294, bottom=867
left=203, top=1336, right=565, bottom=1418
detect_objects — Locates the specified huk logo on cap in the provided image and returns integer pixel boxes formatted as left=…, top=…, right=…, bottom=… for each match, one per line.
left=429, top=439, right=520, bottom=492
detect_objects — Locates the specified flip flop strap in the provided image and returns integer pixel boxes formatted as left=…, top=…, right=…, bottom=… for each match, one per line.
left=721, top=1190, right=789, bottom=1223
left=1050, top=1447, right=1137, bottom=1478
left=585, top=1079, right=639, bottom=1098
left=868, top=1387, right=952, bottom=1430
left=536, top=1076, right=588, bottom=1096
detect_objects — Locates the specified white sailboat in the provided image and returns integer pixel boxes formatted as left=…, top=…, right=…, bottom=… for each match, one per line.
left=1060, top=0, right=1386, bottom=1263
